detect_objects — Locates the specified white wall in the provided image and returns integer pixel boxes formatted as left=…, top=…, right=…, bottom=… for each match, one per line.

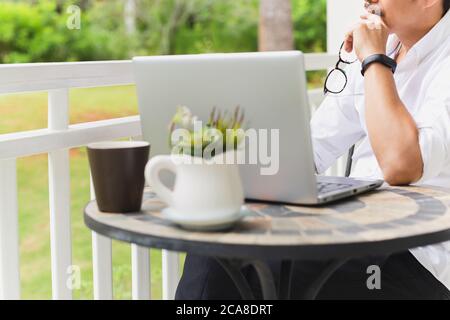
left=327, top=0, right=364, bottom=52
left=325, top=0, right=364, bottom=176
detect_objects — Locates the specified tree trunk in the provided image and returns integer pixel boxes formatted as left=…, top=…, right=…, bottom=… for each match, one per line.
left=259, top=0, right=294, bottom=51
left=124, top=0, right=137, bottom=35
left=160, top=0, right=195, bottom=55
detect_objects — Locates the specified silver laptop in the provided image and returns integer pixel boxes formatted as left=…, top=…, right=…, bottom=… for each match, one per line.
left=133, top=51, right=382, bottom=205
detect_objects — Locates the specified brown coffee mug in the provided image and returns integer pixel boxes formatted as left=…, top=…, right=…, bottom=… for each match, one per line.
left=87, top=141, right=150, bottom=213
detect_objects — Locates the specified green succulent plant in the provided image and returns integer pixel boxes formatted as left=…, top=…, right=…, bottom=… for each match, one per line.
left=169, top=105, right=246, bottom=158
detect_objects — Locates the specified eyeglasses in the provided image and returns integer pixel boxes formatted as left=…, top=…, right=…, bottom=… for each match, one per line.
left=323, top=41, right=403, bottom=96
left=323, top=42, right=357, bottom=95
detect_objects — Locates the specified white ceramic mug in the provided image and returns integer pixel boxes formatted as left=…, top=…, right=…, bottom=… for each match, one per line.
left=145, top=153, right=244, bottom=220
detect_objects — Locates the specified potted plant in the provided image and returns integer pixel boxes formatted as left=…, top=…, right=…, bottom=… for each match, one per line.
left=144, top=105, right=247, bottom=230
left=168, top=105, right=246, bottom=160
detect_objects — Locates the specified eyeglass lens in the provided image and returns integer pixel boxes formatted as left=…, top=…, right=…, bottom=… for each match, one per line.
left=324, top=42, right=356, bottom=94
left=324, top=69, right=347, bottom=94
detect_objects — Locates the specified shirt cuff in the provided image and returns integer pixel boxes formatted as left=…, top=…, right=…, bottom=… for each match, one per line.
left=312, top=140, right=338, bottom=175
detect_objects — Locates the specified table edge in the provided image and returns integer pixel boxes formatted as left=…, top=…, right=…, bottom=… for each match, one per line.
left=84, top=208, right=450, bottom=261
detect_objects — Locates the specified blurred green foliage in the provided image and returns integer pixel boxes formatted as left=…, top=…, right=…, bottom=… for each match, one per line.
left=0, top=0, right=129, bottom=62
left=0, top=0, right=326, bottom=63
left=292, top=0, right=327, bottom=52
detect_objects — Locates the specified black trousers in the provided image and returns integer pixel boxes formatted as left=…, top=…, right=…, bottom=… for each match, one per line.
left=175, top=251, right=450, bottom=300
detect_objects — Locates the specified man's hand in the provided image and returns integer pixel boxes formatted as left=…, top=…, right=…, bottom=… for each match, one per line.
left=344, top=13, right=390, bottom=62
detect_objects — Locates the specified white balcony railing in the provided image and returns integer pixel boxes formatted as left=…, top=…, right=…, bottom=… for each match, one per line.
left=0, top=53, right=338, bottom=300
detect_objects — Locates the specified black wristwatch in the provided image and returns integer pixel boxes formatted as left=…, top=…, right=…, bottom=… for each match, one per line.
left=361, top=54, right=397, bottom=76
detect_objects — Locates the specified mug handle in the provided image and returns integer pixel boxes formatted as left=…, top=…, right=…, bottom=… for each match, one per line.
left=145, top=155, right=177, bottom=207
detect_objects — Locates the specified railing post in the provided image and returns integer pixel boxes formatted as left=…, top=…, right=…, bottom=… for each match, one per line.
left=129, top=135, right=151, bottom=300
left=91, top=233, right=113, bottom=299
left=90, top=175, right=113, bottom=300
left=162, top=250, right=180, bottom=300
left=0, top=159, right=20, bottom=300
left=131, top=244, right=151, bottom=300
left=48, top=89, right=72, bottom=300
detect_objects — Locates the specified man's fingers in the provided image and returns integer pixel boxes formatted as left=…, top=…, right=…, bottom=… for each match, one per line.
left=344, top=30, right=353, bottom=40
left=343, top=13, right=385, bottom=54
left=362, top=13, right=386, bottom=29
left=358, top=17, right=383, bottom=31
left=344, top=34, right=353, bottom=53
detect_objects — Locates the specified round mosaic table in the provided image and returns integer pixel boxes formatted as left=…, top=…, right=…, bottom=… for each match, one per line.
left=84, top=186, right=450, bottom=300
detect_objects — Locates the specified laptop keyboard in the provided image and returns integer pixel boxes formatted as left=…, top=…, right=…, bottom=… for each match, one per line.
left=317, top=182, right=353, bottom=194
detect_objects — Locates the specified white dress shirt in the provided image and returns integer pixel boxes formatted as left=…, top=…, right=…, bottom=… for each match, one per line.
left=311, top=10, right=450, bottom=290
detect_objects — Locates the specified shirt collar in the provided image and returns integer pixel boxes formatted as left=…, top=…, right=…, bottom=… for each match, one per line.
left=386, top=10, right=450, bottom=65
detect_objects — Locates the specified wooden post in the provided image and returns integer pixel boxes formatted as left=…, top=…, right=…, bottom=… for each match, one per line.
left=90, top=174, right=113, bottom=300
left=132, top=244, right=151, bottom=300
left=48, top=89, right=72, bottom=300
left=162, top=250, right=180, bottom=300
left=0, top=159, right=20, bottom=299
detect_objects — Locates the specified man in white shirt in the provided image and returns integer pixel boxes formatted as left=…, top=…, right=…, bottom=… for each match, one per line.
left=176, top=0, right=450, bottom=299
left=312, top=0, right=450, bottom=297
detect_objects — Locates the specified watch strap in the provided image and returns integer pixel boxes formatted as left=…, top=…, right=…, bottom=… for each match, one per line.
left=361, top=54, right=397, bottom=76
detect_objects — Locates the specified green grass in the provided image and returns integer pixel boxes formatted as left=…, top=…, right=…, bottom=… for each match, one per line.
left=0, top=86, right=185, bottom=299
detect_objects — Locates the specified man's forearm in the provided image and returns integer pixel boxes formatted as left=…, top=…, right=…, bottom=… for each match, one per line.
left=364, top=64, right=423, bottom=185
